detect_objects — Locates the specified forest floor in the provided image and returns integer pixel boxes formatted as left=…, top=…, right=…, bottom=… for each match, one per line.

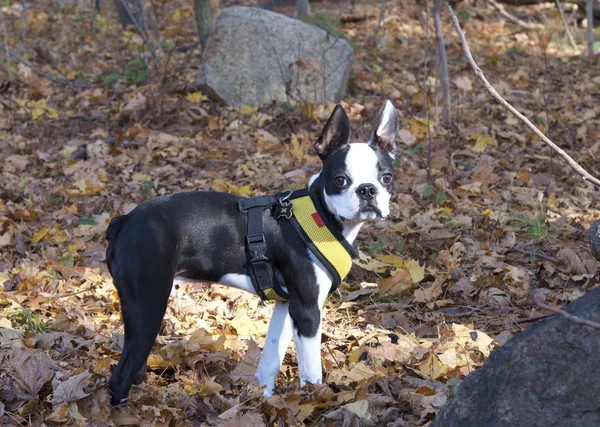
left=1, top=0, right=599, bottom=425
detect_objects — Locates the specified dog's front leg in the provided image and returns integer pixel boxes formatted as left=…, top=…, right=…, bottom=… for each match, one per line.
left=289, top=253, right=332, bottom=388
left=255, top=300, right=294, bottom=397
left=291, top=308, right=323, bottom=386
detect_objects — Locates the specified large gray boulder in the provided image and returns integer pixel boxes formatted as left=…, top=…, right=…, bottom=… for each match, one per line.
left=432, top=287, right=600, bottom=427
left=197, top=7, right=354, bottom=108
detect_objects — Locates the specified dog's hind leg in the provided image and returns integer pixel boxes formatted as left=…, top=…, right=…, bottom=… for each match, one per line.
left=255, top=301, right=294, bottom=397
left=109, top=269, right=172, bottom=405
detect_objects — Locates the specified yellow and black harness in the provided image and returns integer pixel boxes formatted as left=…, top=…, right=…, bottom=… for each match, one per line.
left=237, top=188, right=357, bottom=301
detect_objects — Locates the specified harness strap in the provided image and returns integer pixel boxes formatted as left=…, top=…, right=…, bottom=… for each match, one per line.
left=238, top=195, right=289, bottom=301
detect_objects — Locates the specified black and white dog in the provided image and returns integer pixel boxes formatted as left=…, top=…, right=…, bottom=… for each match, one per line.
left=106, top=101, right=399, bottom=405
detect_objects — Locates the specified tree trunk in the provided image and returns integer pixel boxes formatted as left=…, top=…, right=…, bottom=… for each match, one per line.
left=194, top=0, right=213, bottom=50
left=113, top=0, right=147, bottom=31
left=434, top=0, right=450, bottom=125
left=297, top=0, right=309, bottom=17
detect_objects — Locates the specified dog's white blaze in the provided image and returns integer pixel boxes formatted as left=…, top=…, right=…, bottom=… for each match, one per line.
left=342, top=220, right=364, bottom=244
left=325, top=143, right=391, bottom=221
left=294, top=251, right=331, bottom=387
left=255, top=301, right=294, bottom=397
left=218, top=273, right=257, bottom=295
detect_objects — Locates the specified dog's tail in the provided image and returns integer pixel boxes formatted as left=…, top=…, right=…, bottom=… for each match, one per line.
left=106, top=215, right=128, bottom=275
left=106, top=215, right=127, bottom=242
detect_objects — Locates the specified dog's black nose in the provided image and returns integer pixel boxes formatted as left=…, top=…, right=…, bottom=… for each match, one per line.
left=356, top=184, right=377, bottom=200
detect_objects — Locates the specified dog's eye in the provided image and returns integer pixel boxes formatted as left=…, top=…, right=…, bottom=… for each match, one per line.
left=382, top=173, right=393, bottom=184
left=334, top=176, right=347, bottom=187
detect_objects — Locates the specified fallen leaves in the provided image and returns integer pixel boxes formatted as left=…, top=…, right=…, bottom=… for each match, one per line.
left=0, top=0, right=598, bottom=425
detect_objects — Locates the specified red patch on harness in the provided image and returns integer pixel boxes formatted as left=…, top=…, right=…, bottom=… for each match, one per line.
left=312, top=212, right=325, bottom=227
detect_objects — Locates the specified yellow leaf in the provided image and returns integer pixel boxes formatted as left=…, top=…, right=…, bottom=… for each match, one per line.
left=377, top=254, right=407, bottom=268
left=240, top=104, right=258, bottom=115
left=211, top=178, right=234, bottom=193
left=45, top=107, right=58, bottom=119
left=133, top=173, right=152, bottom=181
left=198, top=377, right=224, bottom=397
left=418, top=352, right=443, bottom=379
left=407, top=117, right=435, bottom=140
left=226, top=306, right=268, bottom=337
left=414, top=281, right=443, bottom=303
left=406, top=259, right=425, bottom=283
left=30, top=106, right=46, bottom=121
left=32, top=227, right=51, bottom=245
left=471, top=135, right=497, bottom=153
left=237, top=185, right=253, bottom=197
left=376, top=255, right=424, bottom=283
left=186, top=92, right=208, bottom=103
left=354, top=250, right=390, bottom=273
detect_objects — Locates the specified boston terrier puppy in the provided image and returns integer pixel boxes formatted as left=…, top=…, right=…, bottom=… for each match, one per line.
left=106, top=101, right=399, bottom=405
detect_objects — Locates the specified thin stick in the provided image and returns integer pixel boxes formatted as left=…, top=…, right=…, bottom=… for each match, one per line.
left=448, top=6, right=600, bottom=187
left=487, top=0, right=543, bottom=30
left=0, top=9, right=10, bottom=81
left=516, top=313, right=554, bottom=324
left=533, top=294, right=600, bottom=330
left=0, top=45, right=100, bottom=88
left=424, top=0, right=433, bottom=183
left=555, top=0, right=577, bottom=50
left=117, top=0, right=158, bottom=66
left=510, top=246, right=558, bottom=264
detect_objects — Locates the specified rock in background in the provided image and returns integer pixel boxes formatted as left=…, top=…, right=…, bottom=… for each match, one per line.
left=431, top=286, right=600, bottom=427
left=197, top=6, right=354, bottom=108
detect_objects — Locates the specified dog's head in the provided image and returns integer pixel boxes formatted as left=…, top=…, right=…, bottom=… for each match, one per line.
left=310, top=100, right=399, bottom=222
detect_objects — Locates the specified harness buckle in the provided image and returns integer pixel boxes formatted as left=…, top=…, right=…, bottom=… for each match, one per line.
left=246, top=232, right=268, bottom=262
left=278, top=189, right=293, bottom=203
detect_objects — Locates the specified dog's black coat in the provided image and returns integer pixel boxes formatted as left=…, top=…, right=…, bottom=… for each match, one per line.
left=105, top=101, right=398, bottom=405
left=107, top=180, right=339, bottom=404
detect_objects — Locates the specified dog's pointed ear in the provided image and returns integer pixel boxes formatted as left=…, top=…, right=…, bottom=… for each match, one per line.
left=314, top=104, right=350, bottom=161
left=369, top=100, right=399, bottom=155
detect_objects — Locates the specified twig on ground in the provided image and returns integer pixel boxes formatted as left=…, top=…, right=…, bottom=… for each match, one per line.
left=533, top=294, right=600, bottom=330
left=0, top=9, right=10, bottom=81
left=0, top=45, right=100, bottom=88
left=487, top=0, right=544, bottom=30
left=555, top=0, right=578, bottom=50
left=510, top=246, right=558, bottom=263
left=448, top=6, right=600, bottom=187
left=516, top=313, right=554, bottom=324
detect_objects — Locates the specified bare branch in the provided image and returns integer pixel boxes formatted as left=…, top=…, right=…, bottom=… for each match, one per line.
left=487, top=0, right=544, bottom=30
left=434, top=0, right=450, bottom=125
left=117, top=0, right=158, bottom=65
left=555, top=0, right=578, bottom=51
left=0, top=45, right=100, bottom=88
left=533, top=294, right=600, bottom=330
left=447, top=6, right=600, bottom=188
